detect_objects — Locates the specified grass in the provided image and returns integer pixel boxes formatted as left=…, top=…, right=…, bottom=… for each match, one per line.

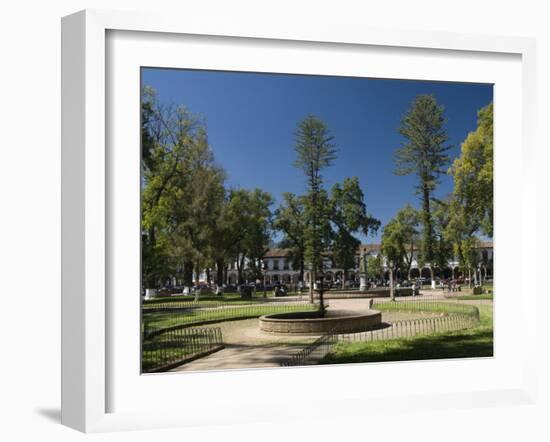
left=454, top=294, right=493, bottom=301
left=143, top=291, right=308, bottom=308
left=373, top=300, right=480, bottom=318
left=142, top=327, right=223, bottom=372
left=143, top=302, right=316, bottom=331
left=144, top=293, right=266, bottom=306
left=322, top=303, right=493, bottom=364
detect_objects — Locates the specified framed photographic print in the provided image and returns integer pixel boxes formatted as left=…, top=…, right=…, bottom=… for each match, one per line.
left=61, top=9, right=537, bottom=433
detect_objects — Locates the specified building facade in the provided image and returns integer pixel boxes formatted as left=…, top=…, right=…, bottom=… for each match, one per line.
left=226, top=242, right=494, bottom=285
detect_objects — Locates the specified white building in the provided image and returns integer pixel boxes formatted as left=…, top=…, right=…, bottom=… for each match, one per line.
left=226, top=241, right=494, bottom=285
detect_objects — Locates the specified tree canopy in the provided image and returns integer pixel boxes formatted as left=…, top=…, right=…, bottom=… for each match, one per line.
left=141, top=87, right=273, bottom=292
left=293, top=115, right=337, bottom=301
left=450, top=103, right=493, bottom=237
left=330, top=177, right=380, bottom=286
left=395, top=94, right=451, bottom=278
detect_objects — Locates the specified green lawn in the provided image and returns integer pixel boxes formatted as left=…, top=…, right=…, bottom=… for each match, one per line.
left=143, top=291, right=307, bottom=309
left=322, top=304, right=493, bottom=364
left=143, top=302, right=316, bottom=332
left=373, top=300, right=480, bottom=318
left=142, top=327, right=223, bottom=372
left=454, top=294, right=493, bottom=301
left=144, top=293, right=267, bottom=306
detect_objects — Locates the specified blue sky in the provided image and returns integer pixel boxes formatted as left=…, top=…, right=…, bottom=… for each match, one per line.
left=142, top=68, right=493, bottom=243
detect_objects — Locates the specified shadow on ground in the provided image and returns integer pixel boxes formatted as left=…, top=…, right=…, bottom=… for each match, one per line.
left=35, top=408, right=61, bottom=423
left=321, top=329, right=494, bottom=364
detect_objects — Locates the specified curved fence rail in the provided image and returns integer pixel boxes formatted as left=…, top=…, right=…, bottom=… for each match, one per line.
left=338, top=314, right=479, bottom=343
left=281, top=332, right=338, bottom=367
left=281, top=300, right=481, bottom=367
left=143, top=302, right=315, bottom=335
left=372, top=299, right=480, bottom=320
left=142, top=327, right=223, bottom=373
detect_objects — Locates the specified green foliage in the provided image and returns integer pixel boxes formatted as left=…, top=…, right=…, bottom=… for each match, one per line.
left=431, top=197, right=455, bottom=272
left=366, top=255, right=383, bottom=280
left=395, top=95, right=451, bottom=187
left=293, top=115, right=337, bottom=191
left=225, top=189, right=274, bottom=283
left=443, top=103, right=493, bottom=280
left=393, top=204, right=420, bottom=275
left=381, top=204, right=422, bottom=277
left=451, top=103, right=493, bottom=237
left=141, top=89, right=220, bottom=287
left=273, top=193, right=307, bottom=281
left=395, top=95, right=451, bottom=271
left=330, top=177, right=380, bottom=284
left=293, top=115, right=337, bottom=279
left=381, top=218, right=406, bottom=272
left=141, top=87, right=273, bottom=290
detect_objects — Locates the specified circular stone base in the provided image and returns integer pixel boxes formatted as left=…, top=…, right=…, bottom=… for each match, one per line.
left=259, top=309, right=382, bottom=335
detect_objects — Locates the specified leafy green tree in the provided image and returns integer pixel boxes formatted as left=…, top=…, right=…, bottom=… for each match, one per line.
left=294, top=115, right=337, bottom=307
left=366, top=255, right=384, bottom=281
left=225, top=189, right=273, bottom=285
left=330, top=177, right=380, bottom=287
left=393, top=204, right=420, bottom=279
left=141, top=91, right=209, bottom=289
left=168, top=128, right=226, bottom=300
left=381, top=218, right=408, bottom=301
left=395, top=95, right=451, bottom=282
left=432, top=197, right=455, bottom=277
left=451, top=103, right=493, bottom=237
left=273, top=193, right=307, bottom=282
left=445, top=195, right=480, bottom=287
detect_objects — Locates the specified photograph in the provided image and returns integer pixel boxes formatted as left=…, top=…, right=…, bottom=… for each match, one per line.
left=140, top=68, right=494, bottom=374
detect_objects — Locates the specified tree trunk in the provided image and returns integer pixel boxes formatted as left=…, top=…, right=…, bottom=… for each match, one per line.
left=309, top=270, right=315, bottom=303
left=237, top=255, right=245, bottom=285
left=194, top=260, right=201, bottom=302
left=183, top=260, right=194, bottom=287
left=389, top=267, right=395, bottom=301
left=216, top=259, right=224, bottom=286
left=319, top=284, right=326, bottom=314
left=146, top=226, right=157, bottom=288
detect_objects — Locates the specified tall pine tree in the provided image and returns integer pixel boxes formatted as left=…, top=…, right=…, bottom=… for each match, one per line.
left=394, top=95, right=450, bottom=283
left=294, top=115, right=337, bottom=307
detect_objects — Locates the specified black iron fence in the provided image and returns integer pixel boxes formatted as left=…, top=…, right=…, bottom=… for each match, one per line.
left=281, top=332, right=338, bottom=367
left=144, top=301, right=233, bottom=312
left=143, top=302, right=315, bottom=335
left=372, top=299, right=480, bottom=321
left=142, top=327, right=223, bottom=373
left=338, top=313, right=479, bottom=343
left=281, top=300, right=481, bottom=367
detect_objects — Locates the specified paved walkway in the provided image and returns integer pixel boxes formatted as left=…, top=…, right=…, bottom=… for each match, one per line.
left=169, top=296, right=466, bottom=372
left=171, top=343, right=303, bottom=371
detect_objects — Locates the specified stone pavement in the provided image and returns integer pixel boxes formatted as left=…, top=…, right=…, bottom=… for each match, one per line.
left=169, top=296, right=469, bottom=372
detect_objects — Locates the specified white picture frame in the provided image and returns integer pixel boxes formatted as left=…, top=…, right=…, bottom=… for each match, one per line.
left=61, top=9, right=537, bottom=433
